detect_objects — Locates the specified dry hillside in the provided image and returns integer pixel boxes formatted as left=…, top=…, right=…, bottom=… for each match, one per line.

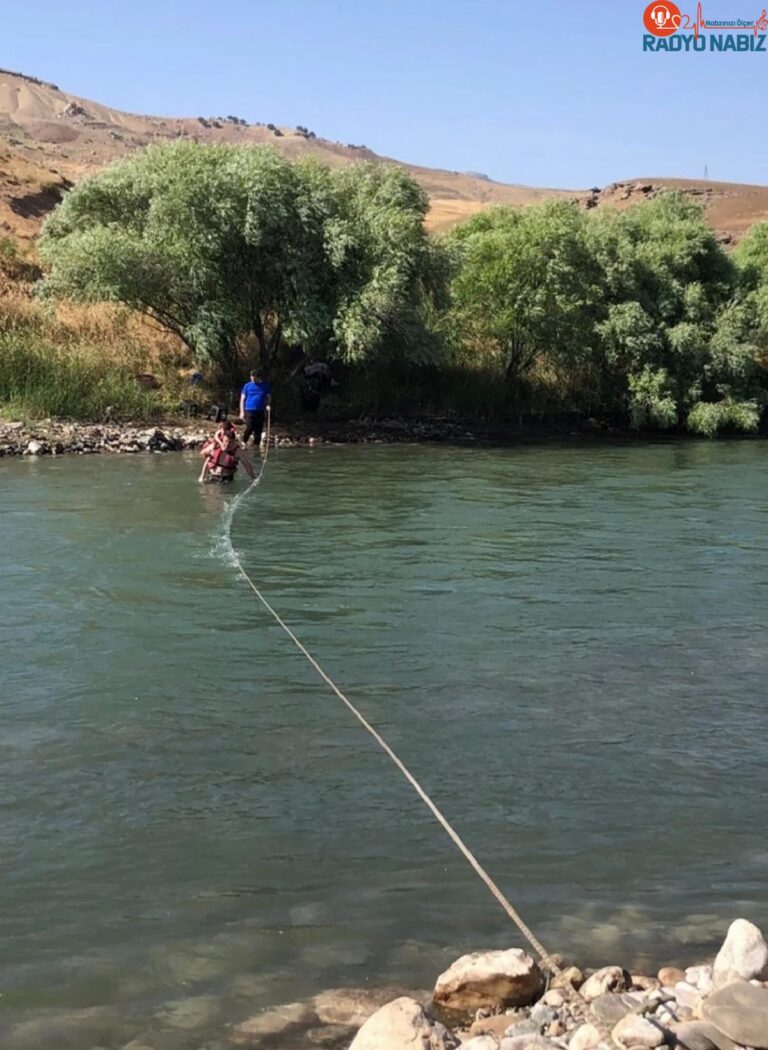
left=1, top=68, right=767, bottom=245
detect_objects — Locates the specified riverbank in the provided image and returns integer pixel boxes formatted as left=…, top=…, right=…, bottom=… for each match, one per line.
left=1, top=414, right=752, bottom=458
left=226, top=918, right=768, bottom=1050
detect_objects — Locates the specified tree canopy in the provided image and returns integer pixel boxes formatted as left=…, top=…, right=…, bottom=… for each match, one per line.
left=39, top=142, right=439, bottom=378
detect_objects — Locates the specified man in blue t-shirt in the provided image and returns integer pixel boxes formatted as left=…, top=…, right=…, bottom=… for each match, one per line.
left=239, top=370, right=272, bottom=447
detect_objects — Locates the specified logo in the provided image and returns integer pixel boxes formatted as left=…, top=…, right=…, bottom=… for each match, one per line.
left=643, top=1, right=768, bottom=48
left=644, top=1, right=682, bottom=34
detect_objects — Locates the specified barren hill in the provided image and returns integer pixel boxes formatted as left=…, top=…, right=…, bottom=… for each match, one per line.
left=1, top=68, right=767, bottom=246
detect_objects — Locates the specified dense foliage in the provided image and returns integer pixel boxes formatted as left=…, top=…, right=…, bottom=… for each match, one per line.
left=31, top=143, right=768, bottom=432
left=445, top=193, right=768, bottom=435
left=38, top=143, right=439, bottom=380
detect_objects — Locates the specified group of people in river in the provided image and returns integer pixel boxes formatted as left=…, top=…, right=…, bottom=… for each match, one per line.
left=198, top=369, right=271, bottom=484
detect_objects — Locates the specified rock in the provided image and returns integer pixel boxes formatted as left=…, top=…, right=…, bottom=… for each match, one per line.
left=25, top=439, right=45, bottom=455
left=658, top=967, right=686, bottom=986
left=530, top=1004, right=558, bottom=1027
left=503, top=1019, right=539, bottom=1039
left=312, top=987, right=421, bottom=1027
left=686, top=967, right=714, bottom=995
left=499, top=1038, right=562, bottom=1050
left=611, top=1014, right=664, bottom=1048
left=588, top=993, right=637, bottom=1027
left=547, top=1019, right=567, bottom=1037
left=542, top=990, right=566, bottom=1008
left=713, top=920, right=768, bottom=985
left=580, top=968, right=628, bottom=1001
left=632, top=976, right=661, bottom=993
left=433, top=949, right=544, bottom=1018
left=462, top=1038, right=500, bottom=1050
left=701, top=979, right=768, bottom=1047
left=673, top=981, right=703, bottom=1013
left=568, top=1022, right=604, bottom=1050
left=156, top=995, right=221, bottom=1030
left=348, top=997, right=458, bottom=1050
left=230, top=1001, right=316, bottom=1043
left=469, top=1015, right=518, bottom=1040
left=552, top=967, right=585, bottom=991
left=671, top=1020, right=736, bottom=1050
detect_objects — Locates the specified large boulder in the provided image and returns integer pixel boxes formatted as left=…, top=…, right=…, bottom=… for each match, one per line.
left=433, top=949, right=544, bottom=1018
left=701, top=979, right=768, bottom=1048
left=713, top=919, right=768, bottom=986
left=348, top=997, right=458, bottom=1050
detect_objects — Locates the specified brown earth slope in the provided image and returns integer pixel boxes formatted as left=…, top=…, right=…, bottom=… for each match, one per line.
left=1, top=68, right=766, bottom=245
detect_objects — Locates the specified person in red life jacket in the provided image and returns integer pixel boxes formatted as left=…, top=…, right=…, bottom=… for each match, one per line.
left=198, top=420, right=256, bottom=483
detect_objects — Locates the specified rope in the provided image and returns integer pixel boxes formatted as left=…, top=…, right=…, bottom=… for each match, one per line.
left=224, top=406, right=562, bottom=977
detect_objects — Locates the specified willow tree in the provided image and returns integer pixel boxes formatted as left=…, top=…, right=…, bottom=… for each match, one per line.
left=445, top=200, right=603, bottom=393
left=38, top=142, right=441, bottom=378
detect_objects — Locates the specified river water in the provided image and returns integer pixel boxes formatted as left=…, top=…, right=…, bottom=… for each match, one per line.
left=2, top=441, right=768, bottom=1048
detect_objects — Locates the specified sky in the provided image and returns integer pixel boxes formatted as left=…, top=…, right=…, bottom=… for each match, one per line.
left=3, top=0, right=767, bottom=188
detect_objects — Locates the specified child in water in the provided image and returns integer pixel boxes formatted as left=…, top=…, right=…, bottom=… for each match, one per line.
left=198, top=420, right=256, bottom=483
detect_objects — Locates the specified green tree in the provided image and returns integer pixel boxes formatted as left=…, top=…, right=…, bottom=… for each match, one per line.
left=445, top=201, right=603, bottom=387
left=589, top=191, right=748, bottom=428
left=38, top=143, right=440, bottom=379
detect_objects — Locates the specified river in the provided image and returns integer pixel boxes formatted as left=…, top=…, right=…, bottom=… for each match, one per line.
left=2, top=441, right=767, bottom=1048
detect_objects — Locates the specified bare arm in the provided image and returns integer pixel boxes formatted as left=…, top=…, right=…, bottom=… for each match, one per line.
left=239, top=393, right=245, bottom=419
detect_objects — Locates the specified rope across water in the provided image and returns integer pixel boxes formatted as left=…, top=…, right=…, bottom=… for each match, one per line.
left=224, top=408, right=562, bottom=976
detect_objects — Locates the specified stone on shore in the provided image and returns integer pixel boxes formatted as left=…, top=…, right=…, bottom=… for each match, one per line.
left=671, top=1020, right=737, bottom=1050
left=701, top=979, right=768, bottom=1048
left=686, top=966, right=714, bottom=995
left=348, top=997, right=458, bottom=1050
left=432, top=949, right=544, bottom=1017
left=713, top=919, right=768, bottom=986
left=580, top=966, right=628, bottom=1001
left=611, top=1013, right=665, bottom=1048
left=658, top=966, right=686, bottom=986
left=588, top=992, right=637, bottom=1026
left=568, top=1022, right=604, bottom=1050
left=461, top=1037, right=499, bottom=1050
left=552, top=966, right=585, bottom=990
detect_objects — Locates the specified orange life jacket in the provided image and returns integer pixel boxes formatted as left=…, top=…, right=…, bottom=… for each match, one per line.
left=208, top=438, right=239, bottom=477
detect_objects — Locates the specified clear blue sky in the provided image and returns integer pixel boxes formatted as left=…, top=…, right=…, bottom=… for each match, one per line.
left=4, top=0, right=767, bottom=187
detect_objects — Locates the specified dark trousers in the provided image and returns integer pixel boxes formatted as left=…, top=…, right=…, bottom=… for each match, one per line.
left=242, top=409, right=265, bottom=446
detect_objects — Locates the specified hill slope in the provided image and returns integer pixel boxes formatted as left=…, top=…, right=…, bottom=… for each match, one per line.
left=1, top=68, right=767, bottom=245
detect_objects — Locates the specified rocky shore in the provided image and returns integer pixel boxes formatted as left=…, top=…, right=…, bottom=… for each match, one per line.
left=0, top=414, right=620, bottom=458
left=0, top=417, right=490, bottom=457
left=226, top=918, right=768, bottom=1050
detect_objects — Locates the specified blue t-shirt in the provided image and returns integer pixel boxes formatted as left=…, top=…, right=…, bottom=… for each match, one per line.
left=241, top=380, right=271, bottom=411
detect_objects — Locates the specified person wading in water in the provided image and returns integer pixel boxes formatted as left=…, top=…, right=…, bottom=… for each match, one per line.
left=198, top=420, right=256, bottom=483
left=239, top=370, right=272, bottom=447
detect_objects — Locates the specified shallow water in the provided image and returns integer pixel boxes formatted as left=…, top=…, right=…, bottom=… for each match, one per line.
left=2, top=441, right=768, bottom=1048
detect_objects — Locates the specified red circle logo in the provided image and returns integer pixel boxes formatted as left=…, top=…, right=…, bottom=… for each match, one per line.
left=643, top=1, right=681, bottom=35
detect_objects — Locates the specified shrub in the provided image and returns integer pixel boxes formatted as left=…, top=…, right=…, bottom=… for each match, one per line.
left=687, top=398, right=761, bottom=437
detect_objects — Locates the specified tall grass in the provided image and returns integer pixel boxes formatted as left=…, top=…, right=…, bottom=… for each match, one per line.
left=0, top=273, right=191, bottom=420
